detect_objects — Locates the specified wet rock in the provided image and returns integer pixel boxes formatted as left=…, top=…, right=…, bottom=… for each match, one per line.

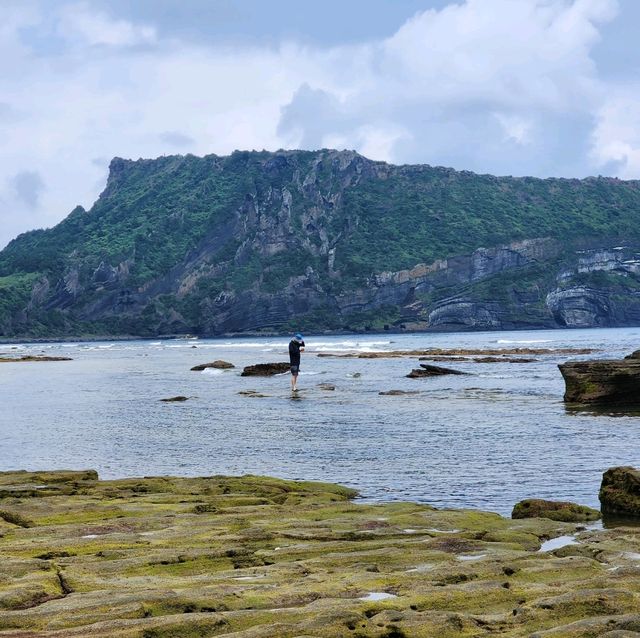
left=0, top=356, right=73, bottom=363
left=238, top=390, right=270, bottom=398
left=472, top=356, right=537, bottom=363
left=241, top=362, right=290, bottom=376
left=407, top=364, right=468, bottom=378
left=559, top=358, right=640, bottom=406
left=379, top=390, right=420, bottom=396
left=600, top=466, right=640, bottom=518
left=191, top=360, right=235, bottom=371
left=512, top=499, right=601, bottom=522
left=625, top=350, right=640, bottom=360
left=160, top=396, right=189, bottom=402
left=317, top=383, right=336, bottom=391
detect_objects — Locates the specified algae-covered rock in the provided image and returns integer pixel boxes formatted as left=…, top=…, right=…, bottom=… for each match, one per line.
left=241, top=362, right=290, bottom=376
left=512, top=499, right=601, bottom=522
left=559, top=359, right=640, bottom=406
left=1, top=470, right=639, bottom=637
left=600, top=466, right=640, bottom=518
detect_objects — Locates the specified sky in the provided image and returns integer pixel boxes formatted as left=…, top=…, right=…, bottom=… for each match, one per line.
left=2, top=0, right=640, bottom=249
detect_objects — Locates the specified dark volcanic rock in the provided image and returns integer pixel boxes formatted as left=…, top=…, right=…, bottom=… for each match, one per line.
left=558, top=358, right=640, bottom=406
left=191, top=360, right=235, bottom=371
left=0, top=355, right=73, bottom=363
left=407, top=364, right=468, bottom=378
left=379, top=390, right=420, bottom=396
left=512, top=499, right=600, bottom=522
left=160, top=396, right=189, bottom=402
left=241, top=362, right=290, bottom=377
left=625, top=350, right=640, bottom=360
left=599, top=466, right=640, bottom=518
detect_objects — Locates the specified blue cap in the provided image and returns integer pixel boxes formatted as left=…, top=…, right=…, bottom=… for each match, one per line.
left=295, top=333, right=303, bottom=341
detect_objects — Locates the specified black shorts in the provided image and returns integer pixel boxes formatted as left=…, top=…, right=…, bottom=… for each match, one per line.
left=290, top=365, right=299, bottom=375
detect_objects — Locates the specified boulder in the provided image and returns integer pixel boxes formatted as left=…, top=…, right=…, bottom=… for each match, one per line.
left=624, top=350, right=640, bottom=360
left=558, top=358, right=640, bottom=406
left=191, top=360, right=234, bottom=371
left=599, top=466, right=640, bottom=518
left=407, top=364, right=468, bottom=378
left=512, top=499, right=600, bottom=522
left=241, top=362, right=290, bottom=376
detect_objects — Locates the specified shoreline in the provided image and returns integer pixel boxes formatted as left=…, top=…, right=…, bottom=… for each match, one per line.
left=2, top=322, right=640, bottom=346
left=1, top=469, right=639, bottom=637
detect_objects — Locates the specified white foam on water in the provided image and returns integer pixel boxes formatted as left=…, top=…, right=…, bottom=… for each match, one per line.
left=496, top=339, right=552, bottom=344
left=202, top=368, right=224, bottom=375
left=358, top=592, right=397, bottom=601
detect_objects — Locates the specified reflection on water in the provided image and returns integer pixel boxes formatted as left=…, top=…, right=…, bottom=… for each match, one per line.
left=2, top=327, right=640, bottom=516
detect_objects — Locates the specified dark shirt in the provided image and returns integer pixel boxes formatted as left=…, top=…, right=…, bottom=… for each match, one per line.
left=289, top=339, right=305, bottom=366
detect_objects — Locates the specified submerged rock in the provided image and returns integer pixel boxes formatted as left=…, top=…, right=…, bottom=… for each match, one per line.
left=512, top=499, right=601, bottom=522
left=379, top=390, right=420, bottom=396
left=241, top=362, right=290, bottom=376
left=160, top=395, right=189, bottom=402
left=317, top=383, right=336, bottom=391
left=407, top=363, right=468, bottom=378
left=191, top=360, right=235, bottom=371
left=600, top=466, right=640, bottom=518
left=558, top=357, right=640, bottom=406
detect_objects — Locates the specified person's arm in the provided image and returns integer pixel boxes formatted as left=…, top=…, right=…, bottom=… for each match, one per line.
left=300, top=341, right=305, bottom=352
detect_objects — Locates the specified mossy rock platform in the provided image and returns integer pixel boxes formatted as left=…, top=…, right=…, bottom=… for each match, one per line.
left=1, top=470, right=640, bottom=637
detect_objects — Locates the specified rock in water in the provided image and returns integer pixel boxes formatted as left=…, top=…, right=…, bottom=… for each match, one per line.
left=160, top=396, right=189, bottom=402
left=379, top=390, right=420, bottom=396
left=407, top=364, right=468, bottom=378
left=599, top=466, right=640, bottom=518
left=191, top=360, right=235, bottom=371
left=558, top=357, right=640, bottom=406
left=512, top=499, right=600, bottom=522
left=241, top=362, right=290, bottom=376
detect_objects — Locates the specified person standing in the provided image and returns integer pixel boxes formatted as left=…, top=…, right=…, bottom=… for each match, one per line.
left=288, top=333, right=305, bottom=392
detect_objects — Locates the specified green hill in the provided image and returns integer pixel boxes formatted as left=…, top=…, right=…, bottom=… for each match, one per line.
left=2, top=149, right=640, bottom=338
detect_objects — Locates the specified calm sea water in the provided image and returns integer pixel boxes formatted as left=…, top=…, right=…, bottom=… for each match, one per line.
left=2, top=327, right=639, bottom=515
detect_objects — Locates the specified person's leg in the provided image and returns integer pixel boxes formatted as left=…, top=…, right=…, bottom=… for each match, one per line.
left=292, top=372, right=298, bottom=391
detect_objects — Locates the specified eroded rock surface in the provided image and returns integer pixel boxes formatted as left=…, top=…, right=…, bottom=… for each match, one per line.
left=241, top=362, right=290, bottom=376
left=600, top=467, right=640, bottom=518
left=559, top=358, right=640, bottom=406
left=407, top=363, right=468, bottom=378
left=191, top=360, right=235, bottom=371
left=512, top=499, right=601, bottom=522
left=1, top=470, right=639, bottom=637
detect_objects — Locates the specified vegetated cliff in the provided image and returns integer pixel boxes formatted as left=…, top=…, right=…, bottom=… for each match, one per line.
left=1, top=149, right=640, bottom=338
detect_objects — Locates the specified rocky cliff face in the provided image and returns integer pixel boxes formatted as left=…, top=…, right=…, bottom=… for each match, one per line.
left=2, top=149, right=640, bottom=337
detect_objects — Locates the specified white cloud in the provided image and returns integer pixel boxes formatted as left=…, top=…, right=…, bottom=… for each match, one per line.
left=590, top=86, right=640, bottom=178
left=57, top=2, right=156, bottom=48
left=0, top=0, right=635, bottom=249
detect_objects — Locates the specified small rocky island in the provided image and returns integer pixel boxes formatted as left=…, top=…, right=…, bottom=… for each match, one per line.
left=559, top=349, right=640, bottom=407
left=1, top=469, right=640, bottom=637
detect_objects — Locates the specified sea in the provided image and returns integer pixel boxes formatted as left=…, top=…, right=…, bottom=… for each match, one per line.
left=2, top=327, right=639, bottom=516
